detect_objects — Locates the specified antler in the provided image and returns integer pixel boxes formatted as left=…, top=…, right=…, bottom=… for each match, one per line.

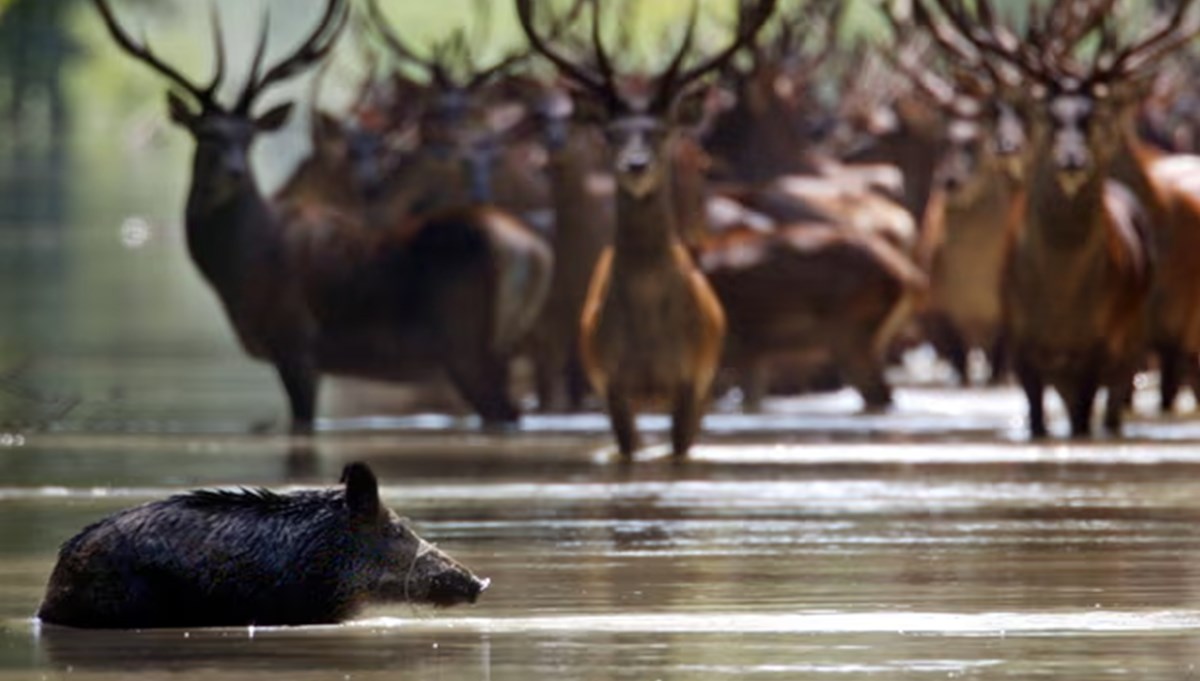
left=1091, top=0, right=1200, bottom=84
left=235, top=0, right=349, bottom=115
left=651, top=0, right=778, bottom=112
left=367, top=0, right=454, bottom=87
left=93, top=0, right=224, bottom=108
left=925, top=0, right=1055, bottom=84
left=516, top=0, right=624, bottom=113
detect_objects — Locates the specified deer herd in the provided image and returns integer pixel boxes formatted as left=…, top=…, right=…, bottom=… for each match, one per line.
left=94, top=0, right=1200, bottom=456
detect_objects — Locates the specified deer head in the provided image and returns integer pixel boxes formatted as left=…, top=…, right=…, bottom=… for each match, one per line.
left=881, top=3, right=1030, bottom=196
left=926, top=0, right=1198, bottom=197
left=94, top=0, right=348, bottom=205
left=517, top=0, right=777, bottom=200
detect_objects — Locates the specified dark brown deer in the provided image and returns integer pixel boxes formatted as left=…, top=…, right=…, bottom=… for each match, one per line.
left=926, top=0, right=1191, bottom=437
left=699, top=223, right=927, bottom=411
left=95, top=0, right=547, bottom=431
left=501, top=80, right=615, bottom=412
left=366, top=0, right=558, bottom=219
left=518, top=0, right=777, bottom=458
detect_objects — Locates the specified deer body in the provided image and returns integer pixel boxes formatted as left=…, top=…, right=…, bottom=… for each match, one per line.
left=187, top=141, right=533, bottom=426
left=528, top=120, right=613, bottom=411
left=1111, top=125, right=1200, bottom=411
left=517, top=0, right=775, bottom=457
left=97, top=0, right=542, bottom=430
left=701, top=224, right=924, bottom=410
left=1006, top=165, right=1150, bottom=437
left=581, top=175, right=725, bottom=454
left=912, top=0, right=1196, bottom=437
left=918, top=115, right=1025, bottom=384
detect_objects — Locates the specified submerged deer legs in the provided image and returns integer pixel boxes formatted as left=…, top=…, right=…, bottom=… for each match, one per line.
left=606, top=391, right=638, bottom=459
left=670, top=383, right=704, bottom=459
left=1015, top=352, right=1047, bottom=440
left=274, top=353, right=320, bottom=434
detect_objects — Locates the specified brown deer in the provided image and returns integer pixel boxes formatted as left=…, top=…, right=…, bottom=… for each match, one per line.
left=882, top=4, right=1029, bottom=385
left=501, top=81, right=615, bottom=412
left=95, top=0, right=548, bottom=431
left=517, top=0, right=777, bottom=458
left=926, top=0, right=1190, bottom=437
left=1093, top=6, right=1200, bottom=413
left=699, top=223, right=927, bottom=411
left=365, top=0, right=558, bottom=220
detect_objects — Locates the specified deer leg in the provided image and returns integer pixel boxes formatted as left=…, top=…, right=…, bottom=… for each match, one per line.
left=741, top=361, right=769, bottom=413
left=430, top=278, right=521, bottom=426
left=840, top=348, right=893, bottom=412
left=273, top=353, right=319, bottom=435
left=988, top=330, right=1010, bottom=386
left=1104, top=361, right=1138, bottom=435
left=925, top=315, right=969, bottom=385
left=444, top=351, right=520, bottom=427
left=533, top=350, right=566, bottom=414
left=565, top=353, right=590, bottom=412
left=671, top=383, right=705, bottom=459
left=1157, top=341, right=1183, bottom=414
left=605, top=389, right=638, bottom=459
left=1014, top=353, right=1047, bottom=439
left=1066, top=370, right=1101, bottom=439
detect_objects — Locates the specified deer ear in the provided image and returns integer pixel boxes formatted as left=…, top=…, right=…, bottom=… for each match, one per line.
left=341, top=462, right=381, bottom=519
left=255, top=103, right=295, bottom=132
left=167, top=91, right=198, bottom=129
left=670, top=85, right=711, bottom=128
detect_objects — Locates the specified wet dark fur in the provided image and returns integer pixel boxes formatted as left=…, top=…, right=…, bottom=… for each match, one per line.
left=37, top=465, right=484, bottom=629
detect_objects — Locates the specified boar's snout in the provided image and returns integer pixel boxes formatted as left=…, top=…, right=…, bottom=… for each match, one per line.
left=428, top=570, right=489, bottom=606
left=409, top=547, right=489, bottom=607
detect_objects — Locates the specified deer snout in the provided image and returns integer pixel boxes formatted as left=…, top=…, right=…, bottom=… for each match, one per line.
left=1053, top=131, right=1091, bottom=175
left=620, top=152, right=652, bottom=175
left=221, top=151, right=250, bottom=180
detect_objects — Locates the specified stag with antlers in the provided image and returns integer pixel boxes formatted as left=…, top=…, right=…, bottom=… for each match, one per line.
left=880, top=1, right=1030, bottom=385
left=94, top=0, right=550, bottom=431
left=917, top=0, right=1200, bottom=437
left=517, top=0, right=777, bottom=458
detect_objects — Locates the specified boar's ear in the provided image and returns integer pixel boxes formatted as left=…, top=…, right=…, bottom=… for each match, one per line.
left=341, top=462, right=381, bottom=519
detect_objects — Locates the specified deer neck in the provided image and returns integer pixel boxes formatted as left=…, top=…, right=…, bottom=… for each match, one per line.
left=614, top=180, right=679, bottom=264
left=183, top=152, right=272, bottom=289
left=1026, top=152, right=1108, bottom=252
left=1111, top=116, right=1168, bottom=226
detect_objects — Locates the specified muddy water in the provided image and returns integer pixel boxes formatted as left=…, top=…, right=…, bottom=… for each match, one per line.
left=3, top=395, right=1200, bottom=680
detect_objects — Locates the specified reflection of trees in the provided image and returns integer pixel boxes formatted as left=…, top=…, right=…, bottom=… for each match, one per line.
left=0, top=0, right=77, bottom=227
left=0, top=0, right=163, bottom=228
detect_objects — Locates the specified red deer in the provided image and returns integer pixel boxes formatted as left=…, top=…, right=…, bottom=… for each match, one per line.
left=95, top=0, right=549, bottom=431
left=1097, top=10, right=1200, bottom=413
left=927, top=0, right=1188, bottom=437
left=1141, top=150, right=1200, bottom=411
left=698, top=2, right=920, bottom=252
left=882, top=5, right=1029, bottom=384
left=501, top=81, right=615, bottom=412
left=517, top=0, right=777, bottom=458
left=916, top=98, right=1026, bottom=385
left=699, top=224, right=927, bottom=411
left=666, top=118, right=926, bottom=411
left=365, top=0, right=558, bottom=220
